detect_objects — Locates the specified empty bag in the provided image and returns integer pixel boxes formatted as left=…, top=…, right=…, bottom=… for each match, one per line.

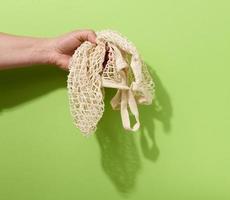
left=67, top=30, right=155, bottom=136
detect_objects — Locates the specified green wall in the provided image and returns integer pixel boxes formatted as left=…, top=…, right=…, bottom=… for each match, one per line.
left=0, top=0, right=230, bottom=199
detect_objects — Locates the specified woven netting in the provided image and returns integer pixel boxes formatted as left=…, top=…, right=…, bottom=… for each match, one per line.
left=67, top=30, right=155, bottom=136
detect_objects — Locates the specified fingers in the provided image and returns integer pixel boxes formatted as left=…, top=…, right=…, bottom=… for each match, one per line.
left=52, top=29, right=97, bottom=71
left=85, top=30, right=97, bottom=44
left=54, top=54, right=71, bottom=71
left=75, top=29, right=97, bottom=44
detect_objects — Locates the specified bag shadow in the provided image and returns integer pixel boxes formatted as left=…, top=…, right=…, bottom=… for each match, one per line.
left=139, top=65, right=173, bottom=162
left=95, top=88, right=141, bottom=195
left=95, top=64, right=173, bottom=194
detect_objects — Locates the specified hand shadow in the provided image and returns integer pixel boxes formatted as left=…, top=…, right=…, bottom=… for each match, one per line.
left=95, top=88, right=141, bottom=195
left=139, top=65, right=173, bottom=162
left=0, top=66, right=67, bottom=112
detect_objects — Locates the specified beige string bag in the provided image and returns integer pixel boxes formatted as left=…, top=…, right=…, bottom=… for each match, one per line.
left=67, top=30, right=155, bottom=136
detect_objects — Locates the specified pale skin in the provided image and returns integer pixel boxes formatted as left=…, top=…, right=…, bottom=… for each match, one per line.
left=0, top=29, right=97, bottom=70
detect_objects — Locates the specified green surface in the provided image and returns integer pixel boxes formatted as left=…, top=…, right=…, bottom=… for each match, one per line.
left=0, top=0, right=230, bottom=199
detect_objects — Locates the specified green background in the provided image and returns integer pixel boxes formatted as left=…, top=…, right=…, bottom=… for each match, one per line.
left=0, top=0, right=230, bottom=199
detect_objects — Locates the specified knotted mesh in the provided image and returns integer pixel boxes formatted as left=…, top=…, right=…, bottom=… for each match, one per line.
left=67, top=30, right=155, bottom=136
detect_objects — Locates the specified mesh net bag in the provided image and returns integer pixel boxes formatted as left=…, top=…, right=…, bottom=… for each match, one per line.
left=67, top=30, right=155, bottom=136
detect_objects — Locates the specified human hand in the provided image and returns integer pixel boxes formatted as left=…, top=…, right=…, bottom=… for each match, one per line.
left=47, top=29, right=97, bottom=70
left=0, top=29, right=96, bottom=70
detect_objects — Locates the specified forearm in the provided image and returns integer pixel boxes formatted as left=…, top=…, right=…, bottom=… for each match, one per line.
left=0, top=33, right=52, bottom=69
left=0, top=30, right=97, bottom=70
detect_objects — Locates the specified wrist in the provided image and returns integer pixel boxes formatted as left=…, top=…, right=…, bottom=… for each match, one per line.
left=30, top=38, right=54, bottom=65
left=0, top=33, right=56, bottom=69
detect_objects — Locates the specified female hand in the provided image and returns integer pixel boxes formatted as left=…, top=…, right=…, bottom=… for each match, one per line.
left=47, top=29, right=97, bottom=70
left=0, top=29, right=97, bottom=70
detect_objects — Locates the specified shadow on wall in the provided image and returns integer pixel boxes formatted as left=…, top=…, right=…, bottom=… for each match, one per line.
left=0, top=65, right=173, bottom=196
left=139, top=65, right=173, bottom=162
left=0, top=66, right=67, bottom=112
left=95, top=88, right=141, bottom=195
left=95, top=65, right=173, bottom=195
